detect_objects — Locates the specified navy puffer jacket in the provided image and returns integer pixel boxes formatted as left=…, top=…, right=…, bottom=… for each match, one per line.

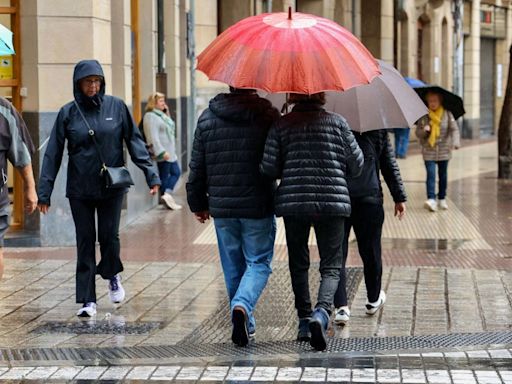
left=261, top=102, right=363, bottom=217
left=186, top=91, right=280, bottom=218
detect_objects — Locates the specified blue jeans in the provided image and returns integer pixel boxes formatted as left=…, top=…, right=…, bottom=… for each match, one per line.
left=393, top=128, right=410, bottom=158
left=425, top=160, right=449, bottom=200
left=214, top=216, right=276, bottom=333
left=158, top=161, right=181, bottom=193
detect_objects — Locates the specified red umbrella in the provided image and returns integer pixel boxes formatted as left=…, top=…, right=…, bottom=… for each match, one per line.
left=197, top=9, right=380, bottom=94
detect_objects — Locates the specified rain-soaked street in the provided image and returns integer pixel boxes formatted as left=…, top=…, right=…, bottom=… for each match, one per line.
left=0, top=140, right=511, bottom=383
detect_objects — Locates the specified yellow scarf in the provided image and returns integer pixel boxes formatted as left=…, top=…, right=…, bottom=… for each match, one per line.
left=428, top=106, right=444, bottom=148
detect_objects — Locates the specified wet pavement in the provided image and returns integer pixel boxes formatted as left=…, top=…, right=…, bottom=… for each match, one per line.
left=1, top=140, right=512, bottom=383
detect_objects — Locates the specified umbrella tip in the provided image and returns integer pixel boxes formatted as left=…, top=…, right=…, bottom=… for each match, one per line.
left=288, top=6, right=292, bottom=19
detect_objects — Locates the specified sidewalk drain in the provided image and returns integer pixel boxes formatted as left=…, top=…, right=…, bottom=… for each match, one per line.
left=31, top=320, right=162, bottom=335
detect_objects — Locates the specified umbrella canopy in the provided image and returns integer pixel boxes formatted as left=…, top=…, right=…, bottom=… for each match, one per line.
left=404, top=77, right=426, bottom=87
left=264, top=60, right=428, bottom=132
left=0, top=24, right=14, bottom=55
left=414, top=85, right=465, bottom=120
left=197, top=9, right=380, bottom=94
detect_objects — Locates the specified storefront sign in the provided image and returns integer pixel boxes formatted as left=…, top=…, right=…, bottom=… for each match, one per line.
left=0, top=56, right=12, bottom=79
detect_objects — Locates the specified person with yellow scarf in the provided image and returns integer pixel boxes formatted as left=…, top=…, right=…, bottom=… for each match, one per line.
left=416, top=91, right=460, bottom=212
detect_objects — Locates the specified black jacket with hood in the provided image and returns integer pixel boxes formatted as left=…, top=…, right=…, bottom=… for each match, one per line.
left=38, top=60, right=160, bottom=204
left=186, top=91, right=280, bottom=218
left=347, top=130, right=407, bottom=204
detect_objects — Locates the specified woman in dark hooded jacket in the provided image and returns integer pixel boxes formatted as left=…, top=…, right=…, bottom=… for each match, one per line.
left=38, top=60, right=160, bottom=317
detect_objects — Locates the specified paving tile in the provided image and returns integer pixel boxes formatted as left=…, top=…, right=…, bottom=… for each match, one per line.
left=351, top=368, right=376, bottom=382
left=151, top=366, right=181, bottom=380
left=200, top=366, right=229, bottom=381
left=50, top=366, right=85, bottom=380
left=175, top=366, right=204, bottom=380
left=401, top=369, right=426, bottom=383
left=100, top=366, right=132, bottom=380
left=489, top=350, right=512, bottom=359
left=474, top=370, right=502, bottom=384
left=275, top=367, right=302, bottom=381
left=377, top=369, right=401, bottom=383
left=326, top=368, right=351, bottom=382
left=426, top=369, right=451, bottom=384
left=0, top=367, right=36, bottom=379
left=300, top=367, right=326, bottom=382
left=226, top=366, right=254, bottom=381
left=24, top=366, right=59, bottom=380
left=250, top=366, right=278, bottom=381
left=125, top=365, right=157, bottom=380
left=74, top=366, right=108, bottom=380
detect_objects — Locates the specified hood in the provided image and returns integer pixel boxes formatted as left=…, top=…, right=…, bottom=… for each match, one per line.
left=209, top=93, right=274, bottom=122
left=73, top=59, right=105, bottom=108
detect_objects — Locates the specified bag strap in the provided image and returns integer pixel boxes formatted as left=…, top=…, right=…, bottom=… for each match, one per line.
left=73, top=100, right=107, bottom=170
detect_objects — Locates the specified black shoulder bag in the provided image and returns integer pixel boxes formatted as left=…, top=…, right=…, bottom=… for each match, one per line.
left=74, top=101, right=134, bottom=189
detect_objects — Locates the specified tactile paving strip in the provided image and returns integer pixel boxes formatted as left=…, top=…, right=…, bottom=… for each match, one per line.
left=2, top=331, right=512, bottom=362
left=180, top=265, right=363, bottom=344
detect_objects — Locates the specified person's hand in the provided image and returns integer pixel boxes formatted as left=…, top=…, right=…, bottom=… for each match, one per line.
left=424, top=124, right=431, bottom=132
left=38, top=204, right=50, bottom=214
left=163, top=152, right=171, bottom=161
left=149, top=185, right=160, bottom=195
left=24, top=186, right=38, bottom=214
left=394, top=202, right=406, bottom=220
left=194, top=211, right=210, bottom=223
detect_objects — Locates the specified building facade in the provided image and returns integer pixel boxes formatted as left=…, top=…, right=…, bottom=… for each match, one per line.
left=1, top=0, right=510, bottom=246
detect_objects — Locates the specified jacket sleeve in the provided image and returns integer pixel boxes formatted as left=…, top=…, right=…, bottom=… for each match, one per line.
left=447, top=111, right=461, bottom=148
left=260, top=122, right=282, bottom=179
left=143, top=112, right=165, bottom=158
left=186, top=121, right=209, bottom=213
left=379, top=131, right=407, bottom=203
left=341, top=121, right=364, bottom=178
left=37, top=109, right=66, bottom=206
left=121, top=102, right=160, bottom=188
left=6, top=102, right=35, bottom=169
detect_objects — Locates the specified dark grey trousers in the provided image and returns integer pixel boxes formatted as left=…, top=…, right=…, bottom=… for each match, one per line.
left=283, top=216, right=345, bottom=318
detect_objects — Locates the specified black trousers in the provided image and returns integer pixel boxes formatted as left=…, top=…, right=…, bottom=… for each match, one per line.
left=334, top=200, right=384, bottom=308
left=283, top=216, right=345, bottom=319
left=69, top=195, right=125, bottom=303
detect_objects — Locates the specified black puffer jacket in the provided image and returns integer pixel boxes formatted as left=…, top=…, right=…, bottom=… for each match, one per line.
left=347, top=130, right=406, bottom=204
left=186, top=91, right=280, bottom=218
left=38, top=60, right=160, bottom=204
left=261, top=102, right=364, bottom=217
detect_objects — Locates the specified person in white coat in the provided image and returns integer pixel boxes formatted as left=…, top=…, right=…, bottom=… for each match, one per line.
left=143, top=92, right=182, bottom=210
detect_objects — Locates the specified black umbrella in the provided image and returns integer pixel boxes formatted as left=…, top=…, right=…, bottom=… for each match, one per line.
left=413, top=85, right=465, bottom=120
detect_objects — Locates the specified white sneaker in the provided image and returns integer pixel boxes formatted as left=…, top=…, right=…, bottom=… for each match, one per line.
left=424, top=199, right=437, bottom=212
left=161, top=193, right=182, bottom=210
left=77, top=302, right=97, bottom=317
left=108, top=274, right=125, bottom=304
left=365, top=291, right=386, bottom=315
left=334, top=306, right=350, bottom=326
left=438, top=199, right=448, bottom=210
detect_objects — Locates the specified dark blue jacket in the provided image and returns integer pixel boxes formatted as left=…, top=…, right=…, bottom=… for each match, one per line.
left=186, top=91, right=279, bottom=218
left=38, top=60, right=160, bottom=204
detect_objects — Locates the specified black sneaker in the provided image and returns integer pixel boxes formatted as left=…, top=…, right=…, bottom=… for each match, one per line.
left=297, top=317, right=311, bottom=342
left=232, top=307, right=249, bottom=347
